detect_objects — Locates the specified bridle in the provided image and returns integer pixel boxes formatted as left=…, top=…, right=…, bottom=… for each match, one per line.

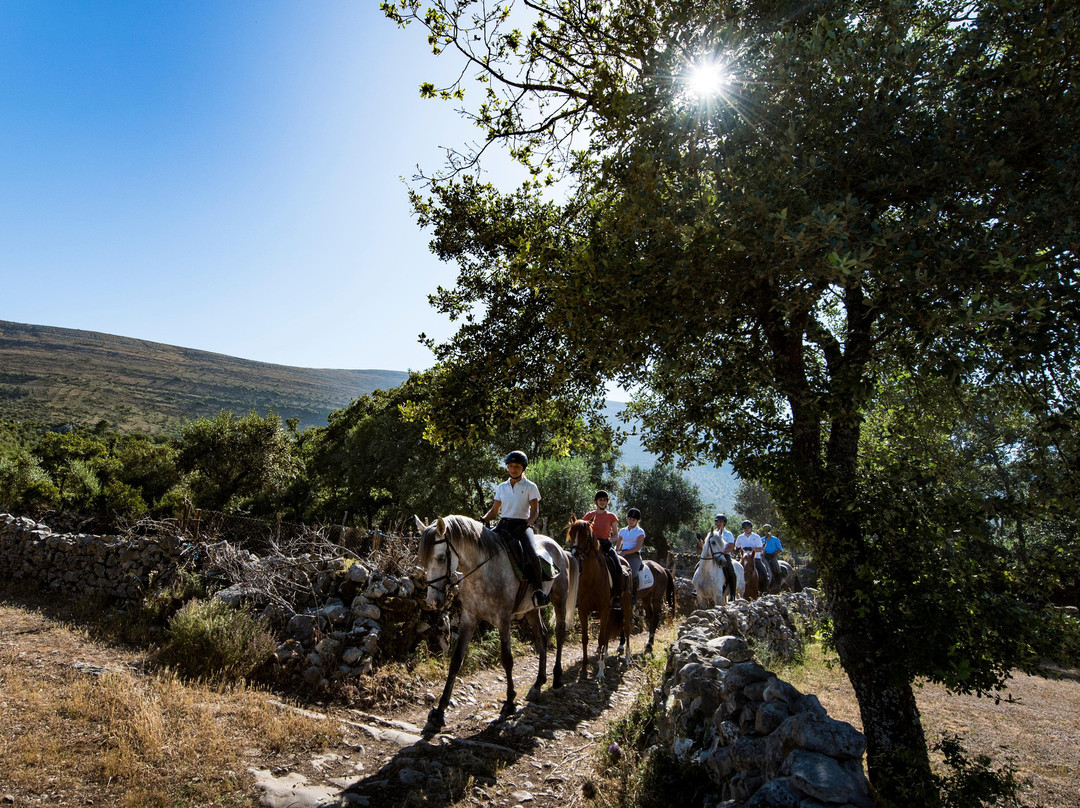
left=569, top=521, right=599, bottom=562
left=701, top=532, right=726, bottom=565
left=424, top=526, right=499, bottom=596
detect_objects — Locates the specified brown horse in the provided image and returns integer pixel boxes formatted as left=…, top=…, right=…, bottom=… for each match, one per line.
left=631, top=558, right=676, bottom=654
left=567, top=518, right=631, bottom=681
left=741, top=548, right=762, bottom=600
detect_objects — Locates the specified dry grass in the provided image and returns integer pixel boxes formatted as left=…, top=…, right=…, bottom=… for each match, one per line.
left=0, top=598, right=335, bottom=807
left=778, top=642, right=1080, bottom=808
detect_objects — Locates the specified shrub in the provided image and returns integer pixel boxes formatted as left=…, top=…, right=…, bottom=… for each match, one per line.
left=160, top=598, right=276, bottom=681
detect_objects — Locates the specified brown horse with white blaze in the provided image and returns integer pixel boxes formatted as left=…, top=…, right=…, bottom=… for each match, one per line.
left=567, top=518, right=631, bottom=681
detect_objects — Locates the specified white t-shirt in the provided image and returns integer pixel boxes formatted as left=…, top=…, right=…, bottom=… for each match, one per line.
left=735, top=531, right=763, bottom=553
left=617, top=525, right=645, bottom=554
left=706, top=528, right=735, bottom=553
left=494, top=477, right=540, bottom=520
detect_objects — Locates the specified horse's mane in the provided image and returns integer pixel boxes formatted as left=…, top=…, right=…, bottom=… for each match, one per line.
left=565, top=518, right=596, bottom=546
left=418, top=514, right=504, bottom=566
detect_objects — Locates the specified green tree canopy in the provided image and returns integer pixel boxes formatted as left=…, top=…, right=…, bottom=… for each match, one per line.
left=617, top=464, right=704, bottom=560
left=176, top=410, right=299, bottom=513
left=384, top=0, right=1080, bottom=801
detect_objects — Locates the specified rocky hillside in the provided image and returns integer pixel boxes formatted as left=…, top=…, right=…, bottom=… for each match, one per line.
left=0, top=320, right=407, bottom=434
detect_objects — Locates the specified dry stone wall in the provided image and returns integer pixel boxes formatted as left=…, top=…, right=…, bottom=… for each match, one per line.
left=2, top=513, right=868, bottom=807
left=0, top=513, right=185, bottom=600
left=657, top=593, right=872, bottom=808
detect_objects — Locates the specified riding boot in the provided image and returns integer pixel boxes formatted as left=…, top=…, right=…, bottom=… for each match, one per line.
left=527, top=556, right=549, bottom=607
left=722, top=554, right=737, bottom=601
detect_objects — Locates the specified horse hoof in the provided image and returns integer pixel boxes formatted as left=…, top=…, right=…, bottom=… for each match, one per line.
left=424, top=709, right=445, bottom=733
left=499, top=701, right=518, bottom=720
left=526, top=685, right=541, bottom=701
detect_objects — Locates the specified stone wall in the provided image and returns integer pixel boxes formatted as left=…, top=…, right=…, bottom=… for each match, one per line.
left=263, top=558, right=437, bottom=687
left=0, top=513, right=185, bottom=601
left=657, top=593, right=872, bottom=808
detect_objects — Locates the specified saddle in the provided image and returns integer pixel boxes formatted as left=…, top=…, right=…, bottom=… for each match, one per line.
left=493, top=529, right=556, bottom=582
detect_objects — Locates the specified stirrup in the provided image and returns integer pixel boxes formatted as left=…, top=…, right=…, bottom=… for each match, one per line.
left=532, top=589, right=550, bottom=607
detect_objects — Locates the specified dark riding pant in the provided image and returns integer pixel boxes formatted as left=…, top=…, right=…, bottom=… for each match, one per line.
left=763, top=550, right=781, bottom=587
left=722, top=553, right=738, bottom=601
left=497, top=518, right=543, bottom=589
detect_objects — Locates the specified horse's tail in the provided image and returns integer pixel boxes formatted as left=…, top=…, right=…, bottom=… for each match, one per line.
left=563, top=550, right=580, bottom=626
left=665, top=567, right=676, bottom=621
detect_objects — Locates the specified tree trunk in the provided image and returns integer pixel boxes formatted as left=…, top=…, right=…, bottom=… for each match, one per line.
left=833, top=609, right=941, bottom=808
left=808, top=406, right=940, bottom=805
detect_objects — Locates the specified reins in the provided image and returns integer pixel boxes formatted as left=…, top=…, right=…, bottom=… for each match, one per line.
left=425, top=528, right=500, bottom=592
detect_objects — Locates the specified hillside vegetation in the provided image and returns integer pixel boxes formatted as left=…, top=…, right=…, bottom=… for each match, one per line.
left=1, top=320, right=738, bottom=511
left=0, top=320, right=407, bottom=434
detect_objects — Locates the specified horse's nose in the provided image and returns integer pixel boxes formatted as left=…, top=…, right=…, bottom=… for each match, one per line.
left=425, top=588, right=442, bottom=610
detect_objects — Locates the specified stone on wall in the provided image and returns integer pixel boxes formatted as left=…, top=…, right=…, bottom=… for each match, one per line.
left=656, top=592, right=872, bottom=808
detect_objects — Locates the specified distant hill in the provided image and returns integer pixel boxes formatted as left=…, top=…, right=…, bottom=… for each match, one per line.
left=603, top=401, right=738, bottom=513
left=0, top=320, right=737, bottom=507
left=0, top=320, right=407, bottom=434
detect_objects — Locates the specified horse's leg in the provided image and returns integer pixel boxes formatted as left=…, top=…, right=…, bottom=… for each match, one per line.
left=524, top=608, right=548, bottom=701
left=619, top=588, right=632, bottom=665
left=580, top=608, right=590, bottom=679
left=596, top=604, right=610, bottom=682
left=644, top=598, right=657, bottom=655
left=426, top=615, right=476, bottom=732
left=551, top=582, right=566, bottom=690
left=497, top=614, right=517, bottom=717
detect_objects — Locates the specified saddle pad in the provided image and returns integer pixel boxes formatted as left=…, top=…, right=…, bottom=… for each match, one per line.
left=636, top=565, right=655, bottom=592
left=506, top=540, right=557, bottom=581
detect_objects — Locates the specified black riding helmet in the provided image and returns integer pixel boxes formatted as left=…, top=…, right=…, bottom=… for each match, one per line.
left=594, top=490, right=610, bottom=502
left=714, top=513, right=727, bottom=522
left=627, top=507, right=641, bottom=520
left=503, top=450, right=528, bottom=468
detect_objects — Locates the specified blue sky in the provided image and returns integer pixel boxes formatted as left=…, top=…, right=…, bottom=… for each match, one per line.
left=0, top=1, right=512, bottom=372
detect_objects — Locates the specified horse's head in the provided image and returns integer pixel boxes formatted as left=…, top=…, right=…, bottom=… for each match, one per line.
left=740, top=547, right=757, bottom=566
left=566, top=518, right=597, bottom=558
left=700, top=531, right=721, bottom=560
left=415, top=515, right=461, bottom=610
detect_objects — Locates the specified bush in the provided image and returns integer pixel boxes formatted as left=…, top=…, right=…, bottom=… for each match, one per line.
left=159, top=598, right=276, bottom=681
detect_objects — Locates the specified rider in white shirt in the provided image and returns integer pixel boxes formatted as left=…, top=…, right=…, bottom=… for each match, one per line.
left=735, top=520, right=766, bottom=586
left=617, top=507, right=645, bottom=577
left=704, top=513, right=737, bottom=601
left=482, top=450, right=548, bottom=607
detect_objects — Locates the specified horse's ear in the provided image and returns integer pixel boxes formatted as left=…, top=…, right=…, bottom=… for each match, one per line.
left=413, top=515, right=427, bottom=533
left=436, top=516, right=447, bottom=536
left=570, top=512, right=577, bottom=523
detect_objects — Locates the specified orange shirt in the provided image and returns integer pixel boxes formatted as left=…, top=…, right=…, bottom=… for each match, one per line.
left=585, top=509, right=619, bottom=540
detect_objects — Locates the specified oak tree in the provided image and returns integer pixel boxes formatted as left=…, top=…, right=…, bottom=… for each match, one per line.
left=385, top=0, right=1080, bottom=801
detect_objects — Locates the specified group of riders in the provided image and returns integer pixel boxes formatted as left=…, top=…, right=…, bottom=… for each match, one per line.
left=703, top=512, right=785, bottom=596
left=483, top=450, right=785, bottom=607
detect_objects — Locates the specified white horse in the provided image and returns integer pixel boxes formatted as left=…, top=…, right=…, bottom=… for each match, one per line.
left=692, top=530, right=745, bottom=608
left=416, top=515, right=579, bottom=732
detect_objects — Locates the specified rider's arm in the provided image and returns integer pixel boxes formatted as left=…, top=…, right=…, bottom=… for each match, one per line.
left=482, top=499, right=501, bottom=522
left=527, top=498, right=539, bottom=527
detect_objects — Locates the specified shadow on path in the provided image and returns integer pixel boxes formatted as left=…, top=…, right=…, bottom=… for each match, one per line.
left=341, top=657, right=636, bottom=807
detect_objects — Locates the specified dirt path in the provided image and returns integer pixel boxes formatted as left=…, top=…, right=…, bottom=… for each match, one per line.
left=5, top=589, right=1078, bottom=808
left=262, top=632, right=660, bottom=808
left=0, top=591, right=659, bottom=808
